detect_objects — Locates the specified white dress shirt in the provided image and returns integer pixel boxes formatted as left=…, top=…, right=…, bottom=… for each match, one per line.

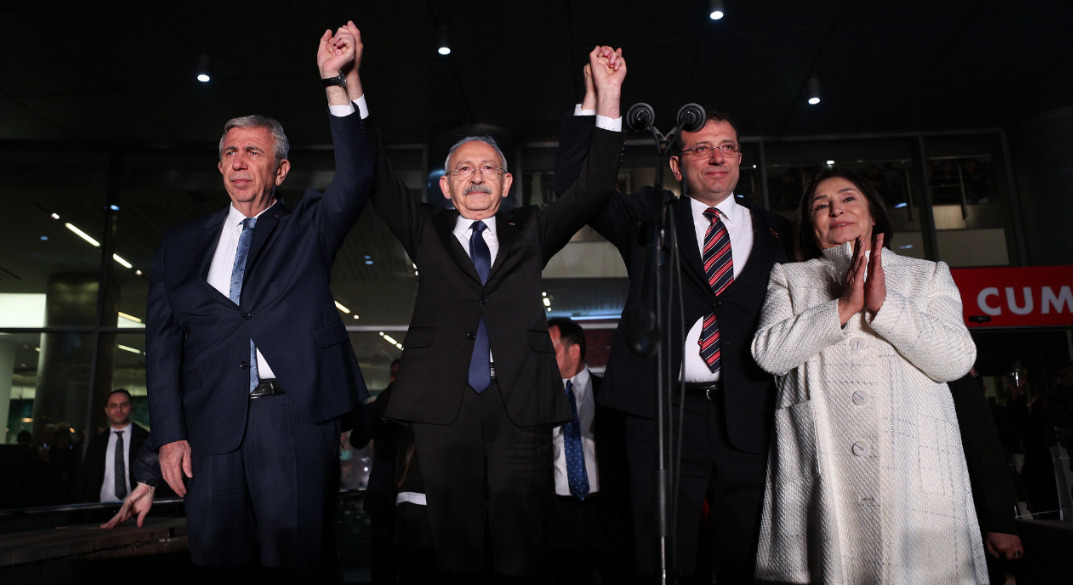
left=552, top=368, right=599, bottom=496
left=99, top=423, right=132, bottom=502
left=206, top=204, right=279, bottom=380
left=680, top=195, right=755, bottom=382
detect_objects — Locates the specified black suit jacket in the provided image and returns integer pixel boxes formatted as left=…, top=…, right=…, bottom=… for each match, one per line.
left=146, top=112, right=373, bottom=455
left=949, top=373, right=1020, bottom=535
left=72, top=423, right=149, bottom=503
left=556, top=115, right=791, bottom=453
left=368, top=120, right=625, bottom=427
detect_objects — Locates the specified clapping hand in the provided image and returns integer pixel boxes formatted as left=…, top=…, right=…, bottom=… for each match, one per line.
left=838, top=233, right=885, bottom=325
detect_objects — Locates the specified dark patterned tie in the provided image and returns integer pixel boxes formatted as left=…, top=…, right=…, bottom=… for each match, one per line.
left=563, top=380, right=589, bottom=500
left=699, top=207, right=733, bottom=373
left=467, top=221, right=491, bottom=393
left=114, top=430, right=127, bottom=500
left=230, top=217, right=259, bottom=392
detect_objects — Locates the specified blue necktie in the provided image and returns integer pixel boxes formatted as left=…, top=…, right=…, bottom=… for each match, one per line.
left=467, top=221, right=491, bottom=393
left=563, top=380, right=589, bottom=500
left=230, top=217, right=259, bottom=392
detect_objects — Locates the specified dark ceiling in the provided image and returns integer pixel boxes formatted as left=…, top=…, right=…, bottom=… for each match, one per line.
left=3, top=0, right=1072, bottom=150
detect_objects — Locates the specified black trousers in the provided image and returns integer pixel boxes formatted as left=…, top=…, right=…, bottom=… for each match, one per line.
left=625, top=391, right=766, bottom=584
left=413, top=380, right=553, bottom=579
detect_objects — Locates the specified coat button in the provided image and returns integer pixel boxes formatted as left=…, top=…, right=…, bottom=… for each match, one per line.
left=851, top=441, right=869, bottom=457
left=852, top=338, right=862, bottom=351
left=466, top=331, right=476, bottom=340
left=852, top=391, right=868, bottom=405
left=479, top=297, right=488, bottom=305
left=243, top=313, right=252, bottom=320
left=239, top=361, right=249, bottom=370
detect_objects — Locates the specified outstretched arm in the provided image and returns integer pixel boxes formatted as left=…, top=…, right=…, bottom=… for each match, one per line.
left=538, top=46, right=627, bottom=259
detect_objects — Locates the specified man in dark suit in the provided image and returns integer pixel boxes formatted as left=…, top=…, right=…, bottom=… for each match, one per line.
left=557, top=81, right=791, bottom=582
left=72, top=389, right=149, bottom=503
left=545, top=317, right=631, bottom=585
left=146, top=25, right=371, bottom=579
left=950, top=369, right=1025, bottom=584
left=335, top=30, right=627, bottom=581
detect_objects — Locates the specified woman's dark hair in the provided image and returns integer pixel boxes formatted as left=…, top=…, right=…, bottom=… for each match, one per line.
left=793, top=167, right=894, bottom=261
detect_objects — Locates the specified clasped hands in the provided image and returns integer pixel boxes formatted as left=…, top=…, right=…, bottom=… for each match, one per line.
left=837, top=233, right=885, bottom=326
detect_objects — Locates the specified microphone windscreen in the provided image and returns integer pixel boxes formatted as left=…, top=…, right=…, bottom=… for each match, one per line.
left=676, top=103, right=706, bottom=133
left=627, top=103, right=655, bottom=133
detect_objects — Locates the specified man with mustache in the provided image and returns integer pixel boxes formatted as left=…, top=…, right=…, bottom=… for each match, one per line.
left=333, top=21, right=627, bottom=582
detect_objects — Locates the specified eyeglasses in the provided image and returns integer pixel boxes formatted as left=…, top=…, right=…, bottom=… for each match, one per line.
left=448, top=164, right=505, bottom=178
left=677, top=144, right=741, bottom=158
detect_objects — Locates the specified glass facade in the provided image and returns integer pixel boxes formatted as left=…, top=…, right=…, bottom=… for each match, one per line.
left=0, top=127, right=1036, bottom=511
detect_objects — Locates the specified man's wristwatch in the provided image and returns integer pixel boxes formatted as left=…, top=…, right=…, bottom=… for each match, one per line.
left=321, top=73, right=346, bottom=88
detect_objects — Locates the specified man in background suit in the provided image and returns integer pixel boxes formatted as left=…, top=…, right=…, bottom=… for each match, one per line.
left=72, top=389, right=148, bottom=503
left=335, top=25, right=627, bottom=581
left=950, top=369, right=1025, bottom=584
left=557, top=76, right=791, bottom=582
left=146, top=25, right=371, bottom=580
left=545, top=317, right=631, bottom=585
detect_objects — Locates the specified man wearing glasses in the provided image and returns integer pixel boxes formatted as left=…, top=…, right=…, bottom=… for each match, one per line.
left=556, top=102, right=791, bottom=583
left=336, top=26, right=628, bottom=581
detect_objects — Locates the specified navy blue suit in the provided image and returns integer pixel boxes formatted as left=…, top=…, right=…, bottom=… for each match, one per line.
left=146, top=111, right=373, bottom=571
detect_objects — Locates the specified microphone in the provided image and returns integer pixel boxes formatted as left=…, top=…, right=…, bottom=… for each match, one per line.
left=627, top=103, right=655, bottom=133
left=676, top=103, right=706, bottom=133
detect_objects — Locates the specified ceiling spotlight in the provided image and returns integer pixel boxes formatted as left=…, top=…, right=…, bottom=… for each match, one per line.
left=807, top=76, right=821, bottom=105
left=438, top=25, right=451, bottom=56
left=709, top=0, right=725, bottom=20
left=196, top=54, right=211, bottom=83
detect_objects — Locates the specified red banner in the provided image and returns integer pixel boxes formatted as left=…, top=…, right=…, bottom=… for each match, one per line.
left=951, top=266, right=1073, bottom=328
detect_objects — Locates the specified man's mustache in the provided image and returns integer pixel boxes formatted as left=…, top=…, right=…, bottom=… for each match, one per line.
left=465, top=185, right=492, bottom=195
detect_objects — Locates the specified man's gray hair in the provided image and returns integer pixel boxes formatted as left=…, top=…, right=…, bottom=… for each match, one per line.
left=218, top=115, right=290, bottom=162
left=444, top=136, right=509, bottom=173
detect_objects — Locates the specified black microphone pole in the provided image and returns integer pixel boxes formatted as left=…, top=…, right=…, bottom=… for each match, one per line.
left=624, top=102, right=706, bottom=585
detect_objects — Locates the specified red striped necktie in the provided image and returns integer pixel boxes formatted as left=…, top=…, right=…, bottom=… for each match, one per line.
left=699, top=207, right=733, bottom=373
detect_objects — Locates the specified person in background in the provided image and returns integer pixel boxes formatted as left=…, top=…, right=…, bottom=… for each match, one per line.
left=72, top=389, right=149, bottom=503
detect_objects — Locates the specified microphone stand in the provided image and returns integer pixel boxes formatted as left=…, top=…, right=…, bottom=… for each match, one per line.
left=624, top=102, right=705, bottom=585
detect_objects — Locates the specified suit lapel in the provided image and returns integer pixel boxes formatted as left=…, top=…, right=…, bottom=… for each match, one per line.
left=674, top=197, right=710, bottom=296
left=488, top=212, right=516, bottom=281
left=435, top=210, right=483, bottom=284
left=734, top=199, right=784, bottom=286
left=196, top=209, right=231, bottom=304
left=245, top=200, right=285, bottom=276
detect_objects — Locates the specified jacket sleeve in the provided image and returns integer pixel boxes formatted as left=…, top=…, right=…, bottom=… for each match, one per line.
left=368, top=119, right=424, bottom=261
left=949, top=373, right=1020, bottom=535
left=145, top=235, right=187, bottom=448
left=750, top=262, right=846, bottom=375
left=308, top=111, right=376, bottom=255
left=537, top=126, right=625, bottom=262
left=868, top=260, right=976, bottom=382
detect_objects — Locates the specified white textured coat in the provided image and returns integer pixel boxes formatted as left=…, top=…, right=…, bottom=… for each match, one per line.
left=750, top=242, right=987, bottom=585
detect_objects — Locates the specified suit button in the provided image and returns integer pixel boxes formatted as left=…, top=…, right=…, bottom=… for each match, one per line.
left=851, top=441, right=869, bottom=457
left=466, top=331, right=476, bottom=340
left=239, top=361, right=250, bottom=370
left=852, top=391, right=868, bottom=405
left=479, top=298, right=488, bottom=305
left=714, top=300, right=722, bottom=308
left=243, top=313, right=252, bottom=320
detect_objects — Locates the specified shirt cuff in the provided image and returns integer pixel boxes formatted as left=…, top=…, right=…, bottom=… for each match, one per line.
left=595, top=115, right=622, bottom=132
left=327, top=94, right=369, bottom=119
left=574, top=104, right=596, bottom=116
